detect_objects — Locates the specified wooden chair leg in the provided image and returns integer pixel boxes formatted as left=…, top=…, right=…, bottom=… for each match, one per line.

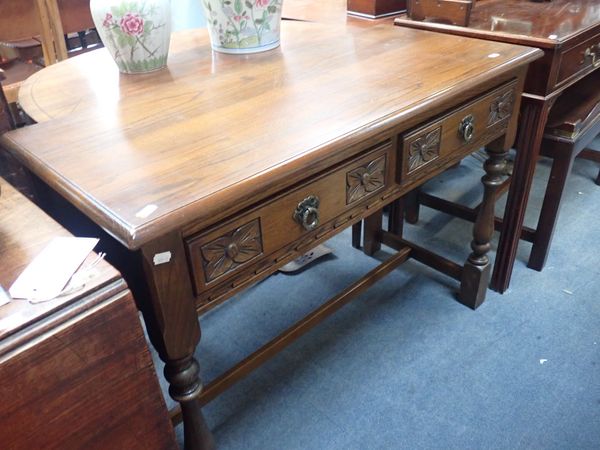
left=404, top=187, right=421, bottom=224
left=387, top=198, right=404, bottom=236
left=459, top=143, right=507, bottom=309
left=351, top=221, right=362, bottom=249
left=363, top=209, right=383, bottom=256
left=527, top=151, right=576, bottom=271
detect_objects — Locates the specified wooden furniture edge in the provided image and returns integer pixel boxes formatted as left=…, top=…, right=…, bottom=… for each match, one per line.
left=0, top=278, right=128, bottom=358
left=393, top=16, right=558, bottom=48
left=2, top=47, right=541, bottom=251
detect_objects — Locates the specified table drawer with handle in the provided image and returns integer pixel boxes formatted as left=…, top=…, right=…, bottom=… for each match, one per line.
left=186, top=142, right=394, bottom=295
left=556, top=33, right=600, bottom=88
left=398, top=79, right=518, bottom=184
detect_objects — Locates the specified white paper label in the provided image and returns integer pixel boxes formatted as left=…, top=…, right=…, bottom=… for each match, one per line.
left=153, top=251, right=172, bottom=266
left=9, top=237, right=98, bottom=301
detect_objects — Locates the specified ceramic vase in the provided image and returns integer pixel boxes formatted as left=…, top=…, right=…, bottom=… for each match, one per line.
left=201, top=0, right=284, bottom=54
left=90, top=0, right=171, bottom=74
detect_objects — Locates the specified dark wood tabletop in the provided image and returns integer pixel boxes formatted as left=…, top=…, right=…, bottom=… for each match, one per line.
left=397, top=0, right=600, bottom=47
left=4, top=22, right=540, bottom=250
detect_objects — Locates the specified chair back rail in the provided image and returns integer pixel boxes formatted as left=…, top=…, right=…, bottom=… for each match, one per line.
left=0, top=0, right=55, bottom=64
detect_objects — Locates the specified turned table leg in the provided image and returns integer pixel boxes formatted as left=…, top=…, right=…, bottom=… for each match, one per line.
left=459, top=141, right=508, bottom=309
left=141, top=233, right=215, bottom=450
left=165, top=357, right=214, bottom=450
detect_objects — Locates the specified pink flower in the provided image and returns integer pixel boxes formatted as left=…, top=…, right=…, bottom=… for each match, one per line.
left=255, top=0, right=269, bottom=7
left=102, top=13, right=113, bottom=27
left=120, top=13, right=144, bottom=36
left=233, top=14, right=249, bottom=22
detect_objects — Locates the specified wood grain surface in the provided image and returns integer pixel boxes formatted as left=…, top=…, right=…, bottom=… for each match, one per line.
left=396, top=0, right=600, bottom=47
left=0, top=289, right=177, bottom=450
left=0, top=177, right=119, bottom=342
left=0, top=177, right=176, bottom=450
left=2, top=22, right=540, bottom=250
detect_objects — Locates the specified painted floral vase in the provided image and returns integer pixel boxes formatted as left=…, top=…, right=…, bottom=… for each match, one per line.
left=201, top=0, right=284, bottom=54
left=90, top=0, right=171, bottom=74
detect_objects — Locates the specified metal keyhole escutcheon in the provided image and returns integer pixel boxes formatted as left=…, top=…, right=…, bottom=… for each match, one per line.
left=293, top=195, right=320, bottom=231
left=459, top=114, right=475, bottom=143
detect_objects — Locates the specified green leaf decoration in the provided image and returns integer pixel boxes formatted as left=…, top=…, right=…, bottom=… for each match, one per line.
left=234, top=0, right=242, bottom=14
left=245, top=0, right=253, bottom=8
left=117, top=33, right=128, bottom=48
left=122, top=54, right=167, bottom=73
left=143, top=20, right=154, bottom=37
left=267, top=5, right=277, bottom=13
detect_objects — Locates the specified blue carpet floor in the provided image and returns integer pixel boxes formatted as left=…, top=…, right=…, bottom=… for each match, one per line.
left=151, top=139, right=600, bottom=449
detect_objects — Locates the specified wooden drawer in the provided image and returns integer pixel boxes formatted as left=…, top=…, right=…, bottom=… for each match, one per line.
left=556, top=33, right=600, bottom=88
left=398, top=79, right=518, bottom=183
left=186, top=142, right=394, bottom=294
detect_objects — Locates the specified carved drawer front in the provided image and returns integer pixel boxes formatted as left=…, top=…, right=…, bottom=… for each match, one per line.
left=398, top=79, right=518, bottom=183
left=556, top=33, right=600, bottom=89
left=186, top=142, right=393, bottom=294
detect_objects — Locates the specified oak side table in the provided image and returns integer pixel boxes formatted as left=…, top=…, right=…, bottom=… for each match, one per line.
left=2, top=23, right=540, bottom=449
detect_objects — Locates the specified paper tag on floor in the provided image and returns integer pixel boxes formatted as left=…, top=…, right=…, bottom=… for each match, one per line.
left=9, top=237, right=98, bottom=301
left=278, top=244, right=333, bottom=273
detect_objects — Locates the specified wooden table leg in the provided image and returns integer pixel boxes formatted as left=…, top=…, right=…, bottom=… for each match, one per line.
left=388, top=197, right=404, bottom=236
left=141, top=233, right=216, bottom=450
left=362, top=209, right=383, bottom=256
left=490, top=95, right=554, bottom=293
left=404, top=187, right=421, bottom=224
left=459, top=139, right=508, bottom=308
left=527, top=149, right=576, bottom=270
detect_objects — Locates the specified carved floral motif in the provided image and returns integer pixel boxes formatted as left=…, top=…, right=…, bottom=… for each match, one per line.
left=488, top=90, right=514, bottom=126
left=201, top=219, right=262, bottom=282
left=346, top=155, right=386, bottom=204
left=408, top=127, right=441, bottom=172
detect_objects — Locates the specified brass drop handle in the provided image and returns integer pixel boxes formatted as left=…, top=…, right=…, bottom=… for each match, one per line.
left=458, top=114, right=475, bottom=143
left=584, top=44, right=600, bottom=68
left=293, top=195, right=320, bottom=231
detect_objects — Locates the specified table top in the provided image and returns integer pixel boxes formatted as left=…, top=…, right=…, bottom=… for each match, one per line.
left=0, top=177, right=121, bottom=343
left=395, top=0, right=600, bottom=48
left=2, top=21, right=540, bottom=250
